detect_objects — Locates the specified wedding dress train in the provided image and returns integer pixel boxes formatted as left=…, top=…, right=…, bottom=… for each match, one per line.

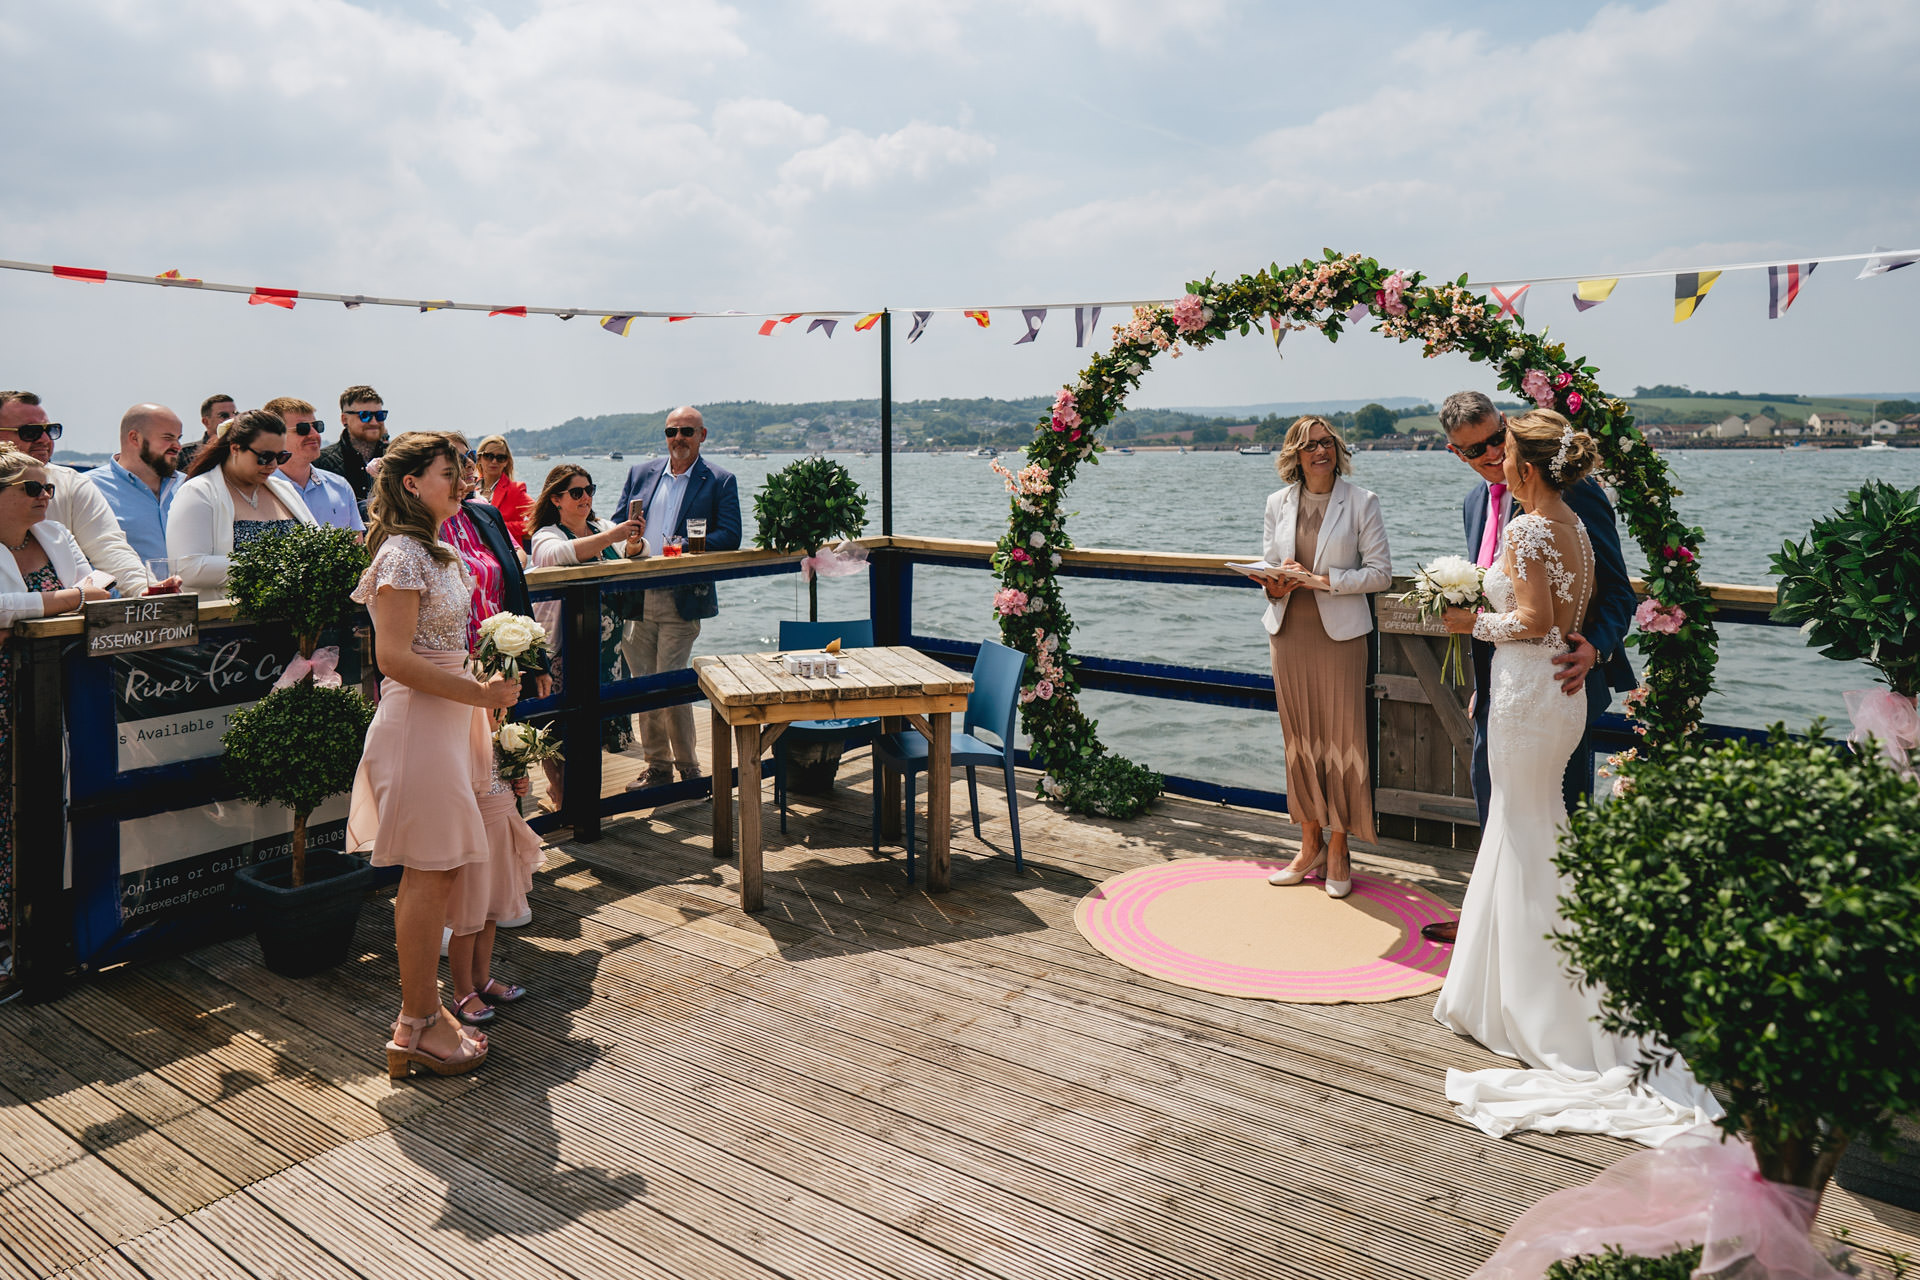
left=1432, top=513, right=1721, bottom=1146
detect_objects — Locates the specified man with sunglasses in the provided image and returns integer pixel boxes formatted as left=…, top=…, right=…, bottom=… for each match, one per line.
left=266, top=396, right=363, bottom=532
left=0, top=390, right=150, bottom=595
left=78, top=403, right=187, bottom=576
left=1420, top=390, right=1637, bottom=945
left=611, top=406, right=742, bottom=788
left=314, top=384, right=388, bottom=506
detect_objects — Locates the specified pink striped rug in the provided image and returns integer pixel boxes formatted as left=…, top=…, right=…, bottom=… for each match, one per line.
left=1073, top=857, right=1456, bottom=1004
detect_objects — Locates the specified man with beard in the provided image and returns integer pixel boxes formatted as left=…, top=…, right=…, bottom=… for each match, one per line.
left=0, top=390, right=149, bottom=595
left=314, top=384, right=388, bottom=508
left=82, top=403, right=188, bottom=573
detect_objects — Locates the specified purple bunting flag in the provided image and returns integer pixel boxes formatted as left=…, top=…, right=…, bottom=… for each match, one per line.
left=1074, top=306, right=1102, bottom=347
left=1016, top=308, right=1046, bottom=344
left=807, top=317, right=838, bottom=337
left=908, top=310, right=932, bottom=343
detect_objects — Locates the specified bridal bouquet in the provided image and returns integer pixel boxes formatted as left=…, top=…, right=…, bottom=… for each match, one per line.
left=473, top=612, right=548, bottom=681
left=1399, top=555, right=1487, bottom=685
left=493, top=719, right=562, bottom=781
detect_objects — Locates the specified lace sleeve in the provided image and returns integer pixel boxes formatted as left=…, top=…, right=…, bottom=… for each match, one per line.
left=351, top=538, right=435, bottom=605
left=1473, top=515, right=1559, bottom=643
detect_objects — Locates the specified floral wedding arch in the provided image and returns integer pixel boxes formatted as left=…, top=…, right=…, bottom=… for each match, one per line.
left=991, top=250, right=1717, bottom=817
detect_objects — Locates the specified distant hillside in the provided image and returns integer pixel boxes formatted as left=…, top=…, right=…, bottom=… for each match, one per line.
left=1166, top=397, right=1430, bottom=418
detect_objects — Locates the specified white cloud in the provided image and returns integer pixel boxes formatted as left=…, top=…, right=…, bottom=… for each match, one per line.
left=1022, top=0, right=1233, bottom=49
left=806, top=0, right=974, bottom=51
left=776, top=122, right=997, bottom=200
left=714, top=98, right=832, bottom=148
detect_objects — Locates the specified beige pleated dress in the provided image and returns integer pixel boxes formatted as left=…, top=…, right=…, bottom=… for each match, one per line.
left=1269, top=488, right=1376, bottom=841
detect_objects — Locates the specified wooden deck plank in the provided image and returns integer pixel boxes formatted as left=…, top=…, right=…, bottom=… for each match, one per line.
left=0, top=1077, right=174, bottom=1254
left=186, top=1192, right=368, bottom=1280
left=0, top=1145, right=119, bottom=1278
left=114, top=1218, right=257, bottom=1280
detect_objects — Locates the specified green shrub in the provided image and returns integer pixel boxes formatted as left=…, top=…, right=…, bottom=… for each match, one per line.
left=1045, top=752, right=1164, bottom=819
left=1772, top=479, right=1920, bottom=696
left=227, top=523, right=370, bottom=657
left=1542, top=1244, right=1703, bottom=1280
left=753, top=456, right=869, bottom=619
left=1556, top=725, right=1920, bottom=1192
left=224, top=680, right=375, bottom=884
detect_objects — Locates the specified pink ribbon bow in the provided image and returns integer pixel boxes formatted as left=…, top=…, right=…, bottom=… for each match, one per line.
left=274, top=645, right=342, bottom=691
left=1845, top=688, right=1919, bottom=779
left=799, top=541, right=870, bottom=583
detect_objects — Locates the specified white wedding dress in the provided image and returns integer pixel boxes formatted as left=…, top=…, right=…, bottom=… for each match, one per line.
left=1432, top=512, right=1722, bottom=1146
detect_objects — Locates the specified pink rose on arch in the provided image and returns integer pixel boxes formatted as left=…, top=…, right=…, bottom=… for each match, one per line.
left=1070, top=429, right=1082, bottom=442
left=1050, top=388, right=1081, bottom=431
left=1007, top=547, right=1030, bottom=564
left=1171, top=293, right=1214, bottom=334
left=1035, top=679, right=1056, bottom=700
left=993, top=588, right=1029, bottom=618
left=1634, top=599, right=1686, bottom=635
left=1521, top=369, right=1555, bottom=408
left=1552, top=370, right=1574, bottom=390
left=1566, top=390, right=1585, bottom=415
left=1376, top=271, right=1409, bottom=317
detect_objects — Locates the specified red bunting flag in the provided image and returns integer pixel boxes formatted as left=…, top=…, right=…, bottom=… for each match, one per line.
left=964, top=310, right=991, bottom=328
left=248, top=286, right=298, bottom=309
left=489, top=305, right=528, bottom=317
left=667, top=315, right=693, bottom=322
left=854, top=312, right=883, bottom=331
left=51, top=265, right=108, bottom=282
left=757, top=313, right=802, bottom=336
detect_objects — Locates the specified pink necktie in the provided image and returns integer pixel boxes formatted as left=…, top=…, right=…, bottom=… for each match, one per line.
left=1477, top=482, right=1507, bottom=568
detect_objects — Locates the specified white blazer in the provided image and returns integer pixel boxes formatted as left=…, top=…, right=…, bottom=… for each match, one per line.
left=1261, top=477, right=1393, bottom=642
left=0, top=521, right=96, bottom=627
left=166, top=469, right=318, bottom=596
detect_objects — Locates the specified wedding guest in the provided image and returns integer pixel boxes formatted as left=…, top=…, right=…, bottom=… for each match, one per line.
left=177, top=393, right=236, bottom=474
left=527, top=464, right=642, bottom=808
left=81, top=403, right=187, bottom=571
left=315, top=384, right=388, bottom=505
left=167, top=410, right=316, bottom=594
left=1257, top=416, right=1392, bottom=898
left=610, top=406, right=741, bottom=788
left=474, top=436, right=532, bottom=545
left=0, top=445, right=113, bottom=976
left=265, top=396, right=362, bottom=532
left=1, top=390, right=150, bottom=595
left=346, top=431, right=518, bottom=1078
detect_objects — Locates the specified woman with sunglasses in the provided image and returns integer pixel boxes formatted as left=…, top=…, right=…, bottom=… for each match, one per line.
left=167, top=409, right=316, bottom=593
left=1253, top=415, right=1391, bottom=897
left=474, top=436, right=532, bottom=547
left=0, top=445, right=115, bottom=983
left=526, top=465, right=642, bottom=808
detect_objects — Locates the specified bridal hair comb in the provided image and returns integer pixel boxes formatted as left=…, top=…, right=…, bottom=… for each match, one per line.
left=1550, top=423, right=1577, bottom=481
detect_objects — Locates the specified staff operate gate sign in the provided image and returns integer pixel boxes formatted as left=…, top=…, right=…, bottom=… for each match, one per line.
left=83, top=592, right=199, bottom=656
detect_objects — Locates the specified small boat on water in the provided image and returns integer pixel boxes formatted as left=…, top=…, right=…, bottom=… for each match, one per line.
left=1237, top=443, right=1273, bottom=456
left=609, top=451, right=624, bottom=460
left=743, top=451, right=766, bottom=460
left=1113, top=446, right=1134, bottom=455
left=1860, top=439, right=1895, bottom=451
left=532, top=453, right=549, bottom=460
left=970, top=446, right=999, bottom=458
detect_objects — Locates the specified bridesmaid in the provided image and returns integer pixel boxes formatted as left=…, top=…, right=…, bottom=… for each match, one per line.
left=347, top=432, right=520, bottom=1078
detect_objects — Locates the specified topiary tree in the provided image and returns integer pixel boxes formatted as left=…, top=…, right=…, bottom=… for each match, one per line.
left=1556, top=725, right=1920, bottom=1198
left=222, top=524, right=374, bottom=885
left=752, top=456, right=869, bottom=620
left=1771, top=479, right=1920, bottom=698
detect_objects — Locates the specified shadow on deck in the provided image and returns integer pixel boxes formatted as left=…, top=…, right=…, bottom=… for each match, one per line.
left=3, top=750, right=1916, bottom=1279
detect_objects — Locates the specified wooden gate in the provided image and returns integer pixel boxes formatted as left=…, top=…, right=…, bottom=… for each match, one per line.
left=1372, top=591, right=1479, bottom=849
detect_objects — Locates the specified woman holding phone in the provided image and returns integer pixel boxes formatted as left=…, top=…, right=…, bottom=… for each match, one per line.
left=1254, top=416, right=1392, bottom=896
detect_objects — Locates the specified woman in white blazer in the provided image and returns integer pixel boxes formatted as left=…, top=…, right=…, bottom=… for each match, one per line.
left=166, top=410, right=316, bottom=595
left=1256, top=416, right=1392, bottom=896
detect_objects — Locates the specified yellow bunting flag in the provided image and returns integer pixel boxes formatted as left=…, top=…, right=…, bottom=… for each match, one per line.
left=964, top=309, right=991, bottom=328
left=420, top=300, right=451, bottom=312
left=1673, top=271, right=1720, bottom=323
left=854, top=312, right=883, bottom=331
left=153, top=268, right=202, bottom=286
left=1572, top=278, right=1617, bottom=311
left=601, top=315, right=636, bottom=336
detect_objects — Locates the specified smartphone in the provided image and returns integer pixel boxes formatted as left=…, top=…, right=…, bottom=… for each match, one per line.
left=628, top=499, right=644, bottom=523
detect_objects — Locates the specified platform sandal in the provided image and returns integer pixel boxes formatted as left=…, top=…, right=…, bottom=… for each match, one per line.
left=386, top=1010, right=488, bottom=1078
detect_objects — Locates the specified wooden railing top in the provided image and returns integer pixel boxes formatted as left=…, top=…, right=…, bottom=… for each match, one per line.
left=13, top=534, right=1778, bottom=637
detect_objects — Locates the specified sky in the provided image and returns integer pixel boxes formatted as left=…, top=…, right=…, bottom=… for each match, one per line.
left=3, top=0, right=1918, bottom=453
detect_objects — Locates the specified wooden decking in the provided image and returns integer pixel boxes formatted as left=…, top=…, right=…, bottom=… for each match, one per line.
left=4, top=750, right=1917, bottom=1279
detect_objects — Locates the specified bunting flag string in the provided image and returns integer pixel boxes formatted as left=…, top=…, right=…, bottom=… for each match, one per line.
left=1768, top=263, right=1815, bottom=318
left=1857, top=248, right=1915, bottom=279
left=1572, top=278, right=1618, bottom=311
left=1673, top=270, right=1721, bottom=323
left=1015, top=308, right=1046, bottom=344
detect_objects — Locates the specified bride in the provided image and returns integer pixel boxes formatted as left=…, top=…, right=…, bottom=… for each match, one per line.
left=1433, top=409, right=1720, bottom=1146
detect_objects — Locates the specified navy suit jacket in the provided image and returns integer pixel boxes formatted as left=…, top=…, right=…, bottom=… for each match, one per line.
left=613, top=455, right=743, bottom=621
left=1463, top=476, right=1637, bottom=727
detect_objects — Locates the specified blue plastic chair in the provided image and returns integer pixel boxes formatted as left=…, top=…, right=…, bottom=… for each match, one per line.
left=870, top=639, right=1026, bottom=883
left=774, top=618, right=880, bottom=833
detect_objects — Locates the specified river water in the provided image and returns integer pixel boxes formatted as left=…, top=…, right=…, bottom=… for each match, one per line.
left=546, top=446, right=1920, bottom=790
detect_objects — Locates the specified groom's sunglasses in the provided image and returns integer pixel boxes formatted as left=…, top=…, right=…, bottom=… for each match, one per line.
left=1449, top=423, right=1507, bottom=461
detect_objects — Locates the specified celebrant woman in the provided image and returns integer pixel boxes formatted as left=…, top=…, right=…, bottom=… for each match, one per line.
left=347, top=431, right=520, bottom=1078
left=1253, top=416, right=1391, bottom=897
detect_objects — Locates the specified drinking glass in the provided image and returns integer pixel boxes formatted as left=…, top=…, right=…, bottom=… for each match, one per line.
left=144, top=558, right=179, bottom=596
left=662, top=537, right=684, bottom=558
left=685, top=517, right=708, bottom=554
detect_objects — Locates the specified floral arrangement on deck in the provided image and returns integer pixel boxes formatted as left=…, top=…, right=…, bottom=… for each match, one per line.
left=992, top=250, right=1720, bottom=815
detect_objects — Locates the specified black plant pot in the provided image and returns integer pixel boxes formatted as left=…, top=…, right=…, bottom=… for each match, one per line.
left=1835, top=1116, right=1920, bottom=1211
left=785, top=739, right=848, bottom=795
left=232, top=848, right=378, bottom=978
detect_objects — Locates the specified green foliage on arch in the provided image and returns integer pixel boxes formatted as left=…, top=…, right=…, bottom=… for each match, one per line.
left=992, top=250, right=1718, bottom=816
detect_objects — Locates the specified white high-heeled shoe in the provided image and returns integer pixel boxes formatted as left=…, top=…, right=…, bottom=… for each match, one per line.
left=1268, top=848, right=1326, bottom=886
left=1324, top=851, right=1353, bottom=899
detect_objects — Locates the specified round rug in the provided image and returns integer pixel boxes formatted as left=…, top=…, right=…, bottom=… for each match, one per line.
left=1074, top=857, right=1457, bottom=1004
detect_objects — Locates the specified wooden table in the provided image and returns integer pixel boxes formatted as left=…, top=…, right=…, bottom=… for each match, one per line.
left=693, top=646, right=974, bottom=911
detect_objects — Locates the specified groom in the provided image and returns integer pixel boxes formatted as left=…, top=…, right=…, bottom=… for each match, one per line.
left=1421, top=391, right=1638, bottom=944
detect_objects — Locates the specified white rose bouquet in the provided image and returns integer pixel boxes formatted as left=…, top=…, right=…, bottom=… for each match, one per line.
left=1399, top=555, right=1487, bottom=685
left=493, top=718, right=562, bottom=781
left=473, top=612, right=549, bottom=681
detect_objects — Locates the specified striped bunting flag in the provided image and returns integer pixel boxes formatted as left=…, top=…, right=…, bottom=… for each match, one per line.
left=1767, top=263, right=1815, bottom=318
left=1074, top=306, right=1101, bottom=347
left=1673, top=271, right=1720, bottom=323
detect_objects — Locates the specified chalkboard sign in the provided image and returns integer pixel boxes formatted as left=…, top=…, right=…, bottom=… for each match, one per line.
left=84, top=593, right=200, bottom=656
